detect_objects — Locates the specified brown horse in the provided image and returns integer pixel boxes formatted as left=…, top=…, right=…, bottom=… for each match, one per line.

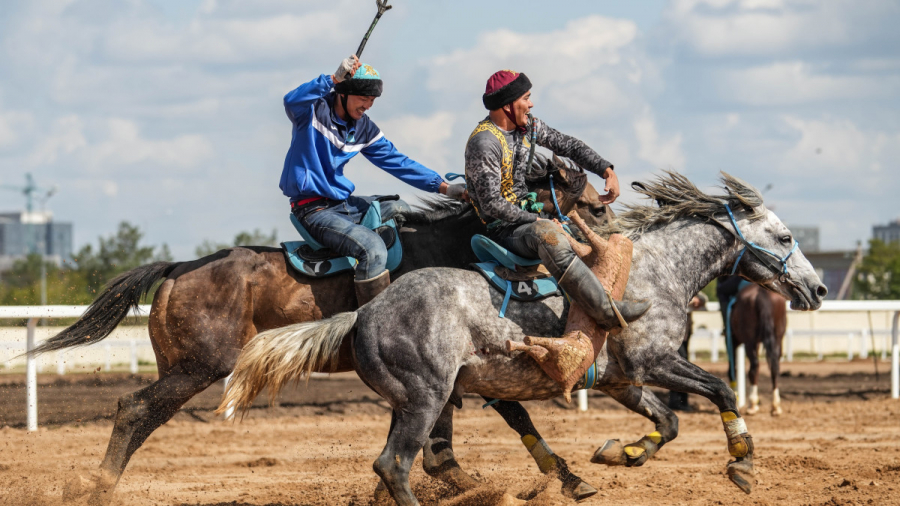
left=729, top=283, right=788, bottom=415
left=33, top=156, right=610, bottom=505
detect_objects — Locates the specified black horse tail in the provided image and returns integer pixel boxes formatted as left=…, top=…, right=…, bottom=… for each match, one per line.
left=31, top=261, right=180, bottom=356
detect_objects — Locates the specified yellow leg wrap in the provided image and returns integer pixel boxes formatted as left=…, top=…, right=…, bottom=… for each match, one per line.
left=623, top=433, right=662, bottom=461
left=522, top=435, right=558, bottom=474
left=721, top=410, right=752, bottom=458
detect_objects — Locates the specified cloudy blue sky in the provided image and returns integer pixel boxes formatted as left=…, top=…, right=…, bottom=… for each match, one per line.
left=1, top=0, right=898, bottom=258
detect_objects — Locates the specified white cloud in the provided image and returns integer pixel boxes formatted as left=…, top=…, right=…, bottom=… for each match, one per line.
left=0, top=110, right=34, bottom=149
left=634, top=108, right=685, bottom=171
left=28, top=116, right=214, bottom=173
left=375, top=112, right=457, bottom=173
left=28, top=115, right=88, bottom=166
left=780, top=116, right=898, bottom=187
left=664, top=0, right=898, bottom=57
left=428, top=16, right=640, bottom=99
left=716, top=62, right=900, bottom=105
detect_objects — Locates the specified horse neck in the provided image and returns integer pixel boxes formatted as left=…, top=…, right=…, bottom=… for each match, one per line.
left=632, top=218, right=740, bottom=302
left=397, top=215, right=482, bottom=273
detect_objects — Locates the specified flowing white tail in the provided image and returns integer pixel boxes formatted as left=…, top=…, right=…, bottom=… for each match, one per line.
left=217, top=311, right=358, bottom=416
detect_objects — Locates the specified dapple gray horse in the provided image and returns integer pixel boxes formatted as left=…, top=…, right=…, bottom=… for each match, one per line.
left=222, top=172, right=827, bottom=506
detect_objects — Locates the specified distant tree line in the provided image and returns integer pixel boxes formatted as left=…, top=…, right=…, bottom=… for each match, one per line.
left=3, top=224, right=899, bottom=305
left=0, top=222, right=277, bottom=306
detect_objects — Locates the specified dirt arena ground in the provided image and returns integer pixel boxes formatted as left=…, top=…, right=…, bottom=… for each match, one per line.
left=1, top=360, right=899, bottom=505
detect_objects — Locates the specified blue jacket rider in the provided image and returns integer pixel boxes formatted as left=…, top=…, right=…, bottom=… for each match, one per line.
left=281, top=55, right=466, bottom=305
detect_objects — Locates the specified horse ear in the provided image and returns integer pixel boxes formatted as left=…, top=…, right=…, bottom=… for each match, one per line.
left=550, top=154, right=566, bottom=178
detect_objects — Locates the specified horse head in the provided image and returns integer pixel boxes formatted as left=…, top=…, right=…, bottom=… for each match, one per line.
left=527, top=154, right=611, bottom=229
left=712, top=173, right=827, bottom=311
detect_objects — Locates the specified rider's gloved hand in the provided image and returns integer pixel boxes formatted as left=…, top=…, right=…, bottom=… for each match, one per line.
left=443, top=183, right=469, bottom=202
left=333, top=55, right=360, bottom=83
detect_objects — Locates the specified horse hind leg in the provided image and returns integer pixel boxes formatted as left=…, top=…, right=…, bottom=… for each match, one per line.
left=766, top=337, right=783, bottom=416
left=421, top=401, right=481, bottom=491
left=86, top=371, right=220, bottom=506
left=591, top=384, right=678, bottom=468
left=745, top=342, right=761, bottom=415
left=374, top=403, right=447, bottom=506
left=488, top=398, right=598, bottom=501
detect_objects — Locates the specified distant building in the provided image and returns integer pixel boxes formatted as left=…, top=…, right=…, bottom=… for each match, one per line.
left=873, top=219, right=900, bottom=244
left=786, top=225, right=819, bottom=252
left=0, top=211, right=73, bottom=271
left=804, top=249, right=860, bottom=300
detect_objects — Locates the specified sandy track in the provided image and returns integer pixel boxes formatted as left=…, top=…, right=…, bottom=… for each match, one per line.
left=1, top=361, right=899, bottom=505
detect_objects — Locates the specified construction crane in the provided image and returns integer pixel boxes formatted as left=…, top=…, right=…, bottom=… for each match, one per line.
left=1, top=173, right=57, bottom=214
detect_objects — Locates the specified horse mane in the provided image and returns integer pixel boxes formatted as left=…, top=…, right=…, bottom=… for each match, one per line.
left=604, top=171, right=766, bottom=239
left=403, top=197, right=478, bottom=225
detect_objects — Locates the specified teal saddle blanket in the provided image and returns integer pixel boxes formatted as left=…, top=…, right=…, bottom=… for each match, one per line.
left=281, top=202, right=402, bottom=278
left=469, top=234, right=561, bottom=318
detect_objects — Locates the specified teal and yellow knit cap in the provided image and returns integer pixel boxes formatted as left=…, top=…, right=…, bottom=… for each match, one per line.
left=335, top=63, right=383, bottom=97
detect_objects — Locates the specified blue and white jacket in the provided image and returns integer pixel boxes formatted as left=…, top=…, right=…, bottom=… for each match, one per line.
left=280, top=74, right=444, bottom=203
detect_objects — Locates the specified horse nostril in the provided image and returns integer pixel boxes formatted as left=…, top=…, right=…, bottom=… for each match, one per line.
left=816, top=285, right=828, bottom=298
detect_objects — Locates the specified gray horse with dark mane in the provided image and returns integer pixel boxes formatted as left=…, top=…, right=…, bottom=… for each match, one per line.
left=221, top=172, right=827, bottom=505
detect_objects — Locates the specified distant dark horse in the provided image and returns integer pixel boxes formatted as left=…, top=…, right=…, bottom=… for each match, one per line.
left=32, top=156, right=607, bottom=505
left=728, top=283, right=788, bottom=415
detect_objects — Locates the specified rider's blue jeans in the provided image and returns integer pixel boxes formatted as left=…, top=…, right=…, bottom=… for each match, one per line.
left=293, top=195, right=410, bottom=280
left=490, top=219, right=576, bottom=279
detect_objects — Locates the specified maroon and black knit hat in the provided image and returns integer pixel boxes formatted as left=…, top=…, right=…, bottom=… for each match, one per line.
left=482, top=70, right=532, bottom=110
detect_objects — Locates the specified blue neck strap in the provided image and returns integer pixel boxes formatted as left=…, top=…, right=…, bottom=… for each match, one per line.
left=548, top=174, right=571, bottom=223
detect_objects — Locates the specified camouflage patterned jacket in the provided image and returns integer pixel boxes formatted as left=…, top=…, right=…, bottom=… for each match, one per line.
left=464, top=116, right=612, bottom=227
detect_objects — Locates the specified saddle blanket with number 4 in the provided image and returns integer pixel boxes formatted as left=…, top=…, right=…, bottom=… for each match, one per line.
left=469, top=234, right=561, bottom=302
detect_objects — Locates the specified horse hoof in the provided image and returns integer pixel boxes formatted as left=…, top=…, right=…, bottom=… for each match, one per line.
left=373, top=480, right=392, bottom=504
left=590, top=439, right=627, bottom=466
left=746, top=406, right=759, bottom=416
left=771, top=406, right=783, bottom=416
left=438, top=466, right=481, bottom=491
left=62, top=474, right=91, bottom=502
left=562, top=480, right=598, bottom=501
left=726, top=459, right=754, bottom=494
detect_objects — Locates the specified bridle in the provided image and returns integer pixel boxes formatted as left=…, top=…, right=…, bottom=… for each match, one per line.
left=722, top=203, right=799, bottom=282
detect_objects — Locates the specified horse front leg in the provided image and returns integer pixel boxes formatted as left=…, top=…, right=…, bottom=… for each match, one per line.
left=643, top=354, right=755, bottom=494
left=590, top=384, right=679, bottom=468
left=486, top=398, right=598, bottom=501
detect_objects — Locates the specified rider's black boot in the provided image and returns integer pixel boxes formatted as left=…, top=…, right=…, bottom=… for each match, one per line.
left=557, top=260, right=651, bottom=330
left=355, top=269, right=391, bottom=307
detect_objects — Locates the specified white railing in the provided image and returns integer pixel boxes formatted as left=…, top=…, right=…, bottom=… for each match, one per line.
left=692, top=300, right=900, bottom=409
left=0, top=305, right=151, bottom=431
left=3, top=301, right=900, bottom=421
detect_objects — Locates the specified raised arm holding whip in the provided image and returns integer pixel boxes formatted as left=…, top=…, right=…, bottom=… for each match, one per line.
left=279, top=0, right=466, bottom=305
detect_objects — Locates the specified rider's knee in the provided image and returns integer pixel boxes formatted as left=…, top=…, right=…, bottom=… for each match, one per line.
left=359, top=240, right=388, bottom=277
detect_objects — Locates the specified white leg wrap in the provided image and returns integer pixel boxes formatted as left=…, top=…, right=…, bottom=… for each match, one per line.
left=724, top=417, right=748, bottom=439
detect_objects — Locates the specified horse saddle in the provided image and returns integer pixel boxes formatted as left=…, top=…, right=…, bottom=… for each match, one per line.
left=470, top=234, right=561, bottom=317
left=281, top=201, right=402, bottom=278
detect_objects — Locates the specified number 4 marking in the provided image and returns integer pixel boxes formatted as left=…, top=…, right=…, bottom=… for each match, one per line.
left=517, top=281, right=533, bottom=295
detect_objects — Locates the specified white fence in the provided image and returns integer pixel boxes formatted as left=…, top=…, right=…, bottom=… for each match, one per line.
left=0, top=305, right=151, bottom=431
left=2, top=301, right=899, bottom=426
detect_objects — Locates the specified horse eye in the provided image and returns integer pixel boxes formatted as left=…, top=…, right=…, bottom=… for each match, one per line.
left=780, top=235, right=792, bottom=244
left=591, top=206, right=606, bottom=217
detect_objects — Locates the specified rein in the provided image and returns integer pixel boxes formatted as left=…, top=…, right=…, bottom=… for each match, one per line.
left=722, top=203, right=799, bottom=281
